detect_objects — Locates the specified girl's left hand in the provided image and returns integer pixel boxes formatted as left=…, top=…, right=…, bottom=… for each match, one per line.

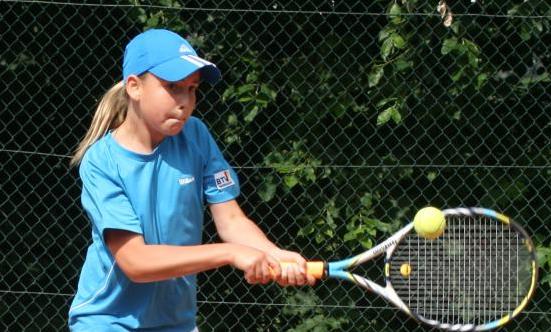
left=268, top=248, right=317, bottom=287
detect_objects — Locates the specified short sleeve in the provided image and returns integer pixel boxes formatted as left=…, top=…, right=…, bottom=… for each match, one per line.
left=192, top=119, right=240, bottom=204
left=79, top=154, right=142, bottom=239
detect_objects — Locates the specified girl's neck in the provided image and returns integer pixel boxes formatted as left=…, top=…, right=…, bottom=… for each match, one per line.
left=112, top=113, right=164, bottom=154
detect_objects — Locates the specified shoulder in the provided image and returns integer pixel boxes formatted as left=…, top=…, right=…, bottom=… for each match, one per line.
left=179, top=116, right=218, bottom=150
left=182, top=116, right=211, bottom=138
left=79, top=135, right=117, bottom=180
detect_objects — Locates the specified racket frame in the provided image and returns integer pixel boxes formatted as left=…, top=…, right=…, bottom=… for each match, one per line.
left=318, top=207, right=538, bottom=331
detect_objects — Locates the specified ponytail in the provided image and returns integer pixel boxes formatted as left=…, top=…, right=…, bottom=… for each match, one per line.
left=70, top=81, right=128, bottom=167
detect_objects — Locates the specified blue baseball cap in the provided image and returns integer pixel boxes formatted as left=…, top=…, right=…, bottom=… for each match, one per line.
left=122, top=29, right=221, bottom=84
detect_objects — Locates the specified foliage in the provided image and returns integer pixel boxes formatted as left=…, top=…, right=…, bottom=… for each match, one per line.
left=124, top=1, right=549, bottom=330
left=222, top=61, right=278, bottom=144
left=283, top=289, right=348, bottom=332
left=537, top=244, right=551, bottom=287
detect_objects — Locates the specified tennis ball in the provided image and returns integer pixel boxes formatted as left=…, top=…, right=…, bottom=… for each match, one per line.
left=413, top=206, right=446, bottom=240
left=400, top=263, right=411, bottom=278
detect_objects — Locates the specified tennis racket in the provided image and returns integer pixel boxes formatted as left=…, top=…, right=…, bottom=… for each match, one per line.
left=280, top=207, right=538, bottom=331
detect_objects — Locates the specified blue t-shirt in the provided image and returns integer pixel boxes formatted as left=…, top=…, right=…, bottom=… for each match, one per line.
left=69, top=117, right=239, bottom=331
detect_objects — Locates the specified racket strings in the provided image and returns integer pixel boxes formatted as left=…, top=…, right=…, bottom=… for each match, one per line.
left=390, top=215, right=533, bottom=327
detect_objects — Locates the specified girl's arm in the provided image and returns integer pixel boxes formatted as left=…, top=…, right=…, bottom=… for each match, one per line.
left=210, top=200, right=316, bottom=286
left=210, top=199, right=278, bottom=252
left=105, top=230, right=280, bottom=284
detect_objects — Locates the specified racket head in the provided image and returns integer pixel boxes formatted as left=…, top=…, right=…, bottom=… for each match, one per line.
left=387, top=207, right=538, bottom=331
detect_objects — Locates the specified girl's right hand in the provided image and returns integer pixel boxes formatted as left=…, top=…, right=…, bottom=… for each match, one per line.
left=229, top=244, right=281, bottom=285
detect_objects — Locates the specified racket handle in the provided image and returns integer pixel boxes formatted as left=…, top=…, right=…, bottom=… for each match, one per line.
left=273, top=261, right=326, bottom=279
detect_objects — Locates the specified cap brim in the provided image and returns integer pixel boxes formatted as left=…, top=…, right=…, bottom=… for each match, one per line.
left=149, top=55, right=221, bottom=84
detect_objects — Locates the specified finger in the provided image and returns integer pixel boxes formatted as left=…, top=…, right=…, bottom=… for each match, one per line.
left=286, top=263, right=297, bottom=286
left=276, top=262, right=290, bottom=286
left=285, top=257, right=307, bottom=285
left=261, top=261, right=273, bottom=284
left=292, top=262, right=306, bottom=286
left=266, top=256, right=284, bottom=284
left=280, top=262, right=289, bottom=285
left=245, top=270, right=255, bottom=284
left=255, top=260, right=265, bottom=284
left=268, top=260, right=281, bottom=280
left=305, top=273, right=317, bottom=286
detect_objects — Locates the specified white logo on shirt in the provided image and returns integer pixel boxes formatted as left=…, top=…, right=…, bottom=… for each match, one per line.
left=178, top=176, right=195, bottom=186
left=214, top=170, right=234, bottom=189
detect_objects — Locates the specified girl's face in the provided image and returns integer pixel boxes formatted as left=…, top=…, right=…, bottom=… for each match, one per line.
left=133, top=72, right=200, bottom=140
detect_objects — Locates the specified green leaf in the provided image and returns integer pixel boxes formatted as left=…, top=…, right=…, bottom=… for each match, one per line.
left=368, top=66, right=384, bottom=88
left=224, top=134, right=240, bottom=144
left=391, top=33, right=406, bottom=49
left=441, top=38, right=458, bottom=55
left=453, top=110, right=461, bottom=120
left=284, top=175, right=299, bottom=188
left=222, top=86, right=235, bottom=101
left=476, top=73, right=488, bottom=89
left=377, top=105, right=402, bottom=126
left=389, top=3, right=404, bottom=25
left=227, top=113, right=238, bottom=126
left=360, top=238, right=373, bottom=249
left=467, top=53, right=479, bottom=68
left=377, top=107, right=392, bottom=126
left=519, top=72, right=550, bottom=87
left=246, top=71, right=259, bottom=82
left=520, top=25, right=532, bottom=41
left=376, top=97, right=396, bottom=108
left=393, top=58, right=412, bottom=71
left=343, top=230, right=359, bottom=242
left=260, top=84, right=277, bottom=100
left=304, top=167, right=316, bottom=182
left=238, top=96, right=254, bottom=103
left=360, top=193, right=373, bottom=208
left=380, top=38, right=394, bottom=61
left=378, top=27, right=393, bottom=42
left=146, top=15, right=159, bottom=28
left=541, top=274, right=551, bottom=286
left=258, top=180, right=277, bottom=202
left=298, top=224, right=316, bottom=237
left=236, top=84, right=255, bottom=94
left=243, top=106, right=259, bottom=123
left=451, top=68, right=464, bottom=82
left=389, top=3, right=402, bottom=16
left=536, top=246, right=551, bottom=267
left=390, top=106, right=402, bottom=124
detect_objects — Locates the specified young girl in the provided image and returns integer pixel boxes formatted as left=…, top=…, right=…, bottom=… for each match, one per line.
left=68, top=28, right=314, bottom=332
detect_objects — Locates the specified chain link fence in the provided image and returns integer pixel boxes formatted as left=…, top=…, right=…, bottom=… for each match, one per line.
left=1, top=0, right=550, bottom=331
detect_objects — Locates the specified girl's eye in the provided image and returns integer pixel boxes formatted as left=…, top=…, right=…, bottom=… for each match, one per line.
left=165, top=82, right=198, bottom=95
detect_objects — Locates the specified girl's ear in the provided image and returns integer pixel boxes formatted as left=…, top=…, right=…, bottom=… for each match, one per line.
left=125, top=75, right=142, bottom=100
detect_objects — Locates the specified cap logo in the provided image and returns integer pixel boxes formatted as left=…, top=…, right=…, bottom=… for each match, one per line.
left=179, top=43, right=193, bottom=54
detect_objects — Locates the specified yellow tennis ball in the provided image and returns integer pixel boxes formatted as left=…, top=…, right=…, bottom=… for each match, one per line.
left=400, top=263, right=411, bottom=277
left=413, top=206, right=446, bottom=239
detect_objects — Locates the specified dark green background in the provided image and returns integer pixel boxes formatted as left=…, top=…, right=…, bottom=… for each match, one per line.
left=1, top=1, right=549, bottom=331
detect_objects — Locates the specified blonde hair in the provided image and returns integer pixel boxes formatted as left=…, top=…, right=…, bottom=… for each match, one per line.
left=70, top=81, right=128, bottom=167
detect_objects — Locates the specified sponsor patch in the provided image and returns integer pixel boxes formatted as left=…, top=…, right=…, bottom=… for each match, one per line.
left=214, top=170, right=234, bottom=190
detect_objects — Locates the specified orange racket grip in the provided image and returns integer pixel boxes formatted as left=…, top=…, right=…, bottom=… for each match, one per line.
left=272, top=261, right=326, bottom=279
